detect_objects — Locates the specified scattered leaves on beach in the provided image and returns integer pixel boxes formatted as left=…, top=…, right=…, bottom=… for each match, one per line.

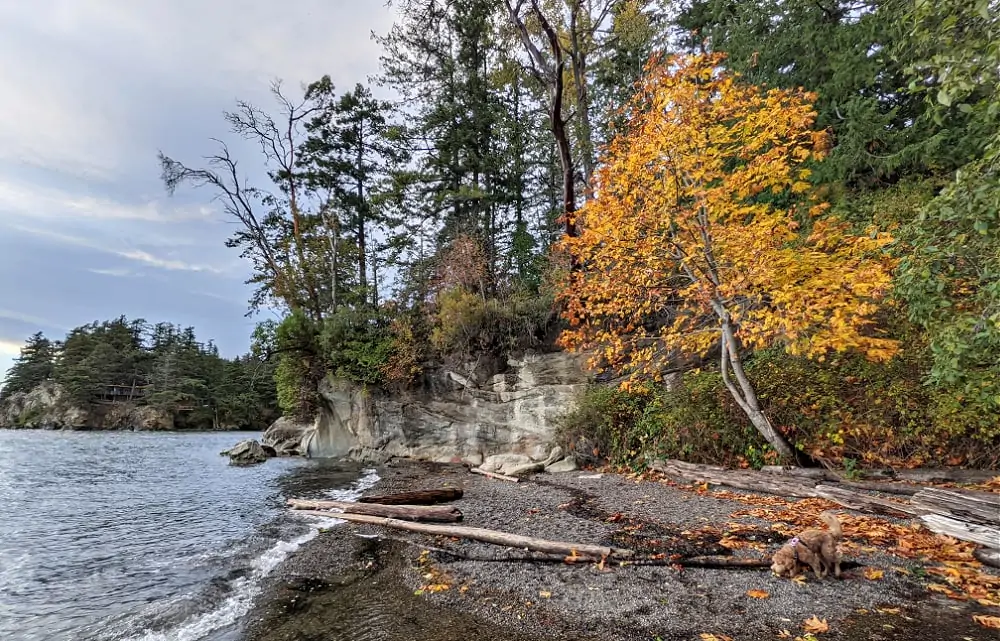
left=973, top=614, right=1000, bottom=629
left=802, top=616, right=829, bottom=634
left=747, top=589, right=771, bottom=599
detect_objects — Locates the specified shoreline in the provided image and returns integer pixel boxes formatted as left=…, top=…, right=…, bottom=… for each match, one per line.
left=242, top=460, right=1000, bottom=641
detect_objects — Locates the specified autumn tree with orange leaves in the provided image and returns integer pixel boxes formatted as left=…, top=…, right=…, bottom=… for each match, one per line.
left=557, top=54, right=899, bottom=461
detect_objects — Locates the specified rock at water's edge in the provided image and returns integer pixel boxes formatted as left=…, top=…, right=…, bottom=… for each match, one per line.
left=262, top=417, right=314, bottom=456
left=545, top=456, right=579, bottom=473
left=228, top=439, right=268, bottom=466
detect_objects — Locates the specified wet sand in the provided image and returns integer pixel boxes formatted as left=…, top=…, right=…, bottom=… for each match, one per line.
left=244, top=460, right=999, bottom=641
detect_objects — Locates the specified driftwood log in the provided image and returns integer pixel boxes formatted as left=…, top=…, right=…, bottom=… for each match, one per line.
left=912, top=488, right=1000, bottom=527
left=471, top=467, right=520, bottom=483
left=357, top=488, right=463, bottom=505
left=288, top=499, right=463, bottom=523
left=920, top=514, right=1000, bottom=549
left=296, top=511, right=633, bottom=560
left=973, top=548, right=1000, bottom=569
left=813, top=484, right=926, bottom=518
left=650, top=460, right=818, bottom=499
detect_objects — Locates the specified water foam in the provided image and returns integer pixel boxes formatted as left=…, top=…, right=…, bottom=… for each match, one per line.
left=124, top=467, right=380, bottom=641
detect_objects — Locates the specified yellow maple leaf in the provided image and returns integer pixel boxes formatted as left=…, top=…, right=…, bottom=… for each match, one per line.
left=803, top=616, right=829, bottom=634
left=863, top=567, right=884, bottom=580
left=973, top=615, right=1000, bottom=629
left=539, top=590, right=552, bottom=599
left=699, top=634, right=734, bottom=641
left=746, top=589, right=771, bottom=599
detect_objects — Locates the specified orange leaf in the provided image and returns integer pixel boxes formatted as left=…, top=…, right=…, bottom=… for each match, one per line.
left=863, top=568, right=884, bottom=580
left=746, top=589, right=771, bottom=599
left=699, top=635, right=734, bottom=641
left=973, top=615, right=1000, bottom=629
left=803, top=616, right=829, bottom=634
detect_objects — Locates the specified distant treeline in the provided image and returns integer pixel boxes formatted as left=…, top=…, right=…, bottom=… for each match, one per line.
left=0, top=316, right=278, bottom=430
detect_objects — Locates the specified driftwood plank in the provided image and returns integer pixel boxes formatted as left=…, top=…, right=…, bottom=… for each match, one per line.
left=920, top=514, right=1000, bottom=549
left=296, top=511, right=632, bottom=560
left=651, top=460, right=819, bottom=499
left=912, top=488, right=1000, bottom=527
left=357, top=488, right=464, bottom=505
left=471, top=467, right=520, bottom=483
left=288, top=499, right=463, bottom=522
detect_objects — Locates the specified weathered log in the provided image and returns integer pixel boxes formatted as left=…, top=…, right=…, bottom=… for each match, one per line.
left=471, top=467, right=520, bottom=483
left=813, top=484, right=926, bottom=518
left=877, top=469, right=1000, bottom=484
left=650, top=460, right=819, bottom=499
left=912, top=488, right=1000, bottom=527
left=760, top=465, right=833, bottom=480
left=297, top=510, right=632, bottom=560
left=759, top=466, right=925, bottom=495
left=833, top=479, right=922, bottom=496
left=920, top=514, right=1000, bottom=549
left=973, top=548, right=1000, bottom=569
left=357, top=488, right=464, bottom=505
left=505, top=462, right=546, bottom=477
left=287, top=499, right=463, bottom=522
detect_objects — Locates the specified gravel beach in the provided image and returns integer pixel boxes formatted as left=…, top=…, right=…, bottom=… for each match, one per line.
left=244, top=460, right=999, bottom=641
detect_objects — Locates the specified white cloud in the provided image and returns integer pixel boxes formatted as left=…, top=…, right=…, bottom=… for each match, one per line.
left=88, top=268, right=136, bottom=278
left=117, top=250, right=222, bottom=274
left=0, top=339, right=23, bottom=357
left=0, top=309, right=65, bottom=330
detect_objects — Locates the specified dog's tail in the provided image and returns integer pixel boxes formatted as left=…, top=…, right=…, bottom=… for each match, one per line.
left=819, top=511, right=842, bottom=540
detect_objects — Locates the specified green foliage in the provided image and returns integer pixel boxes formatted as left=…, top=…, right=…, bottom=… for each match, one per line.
left=1, top=317, right=278, bottom=431
left=320, top=308, right=397, bottom=385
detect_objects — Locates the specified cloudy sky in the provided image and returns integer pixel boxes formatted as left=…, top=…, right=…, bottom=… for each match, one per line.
left=0, top=1, right=396, bottom=377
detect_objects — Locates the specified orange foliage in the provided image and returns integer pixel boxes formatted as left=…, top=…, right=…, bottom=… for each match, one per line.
left=556, top=53, right=898, bottom=379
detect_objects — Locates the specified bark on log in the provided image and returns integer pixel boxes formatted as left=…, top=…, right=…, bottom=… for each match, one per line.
left=920, top=514, right=1000, bottom=549
left=759, top=466, right=927, bottom=495
left=470, top=467, right=520, bottom=483
left=357, top=488, right=464, bottom=505
left=813, top=484, right=926, bottom=518
left=912, top=488, right=1000, bottom=527
left=298, top=511, right=633, bottom=560
left=287, top=499, right=463, bottom=523
left=876, top=469, right=999, bottom=484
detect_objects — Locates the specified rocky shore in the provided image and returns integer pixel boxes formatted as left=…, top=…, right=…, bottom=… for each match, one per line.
left=243, top=460, right=1000, bottom=641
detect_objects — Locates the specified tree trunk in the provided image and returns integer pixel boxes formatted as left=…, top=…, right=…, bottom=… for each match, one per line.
left=356, top=120, right=367, bottom=297
left=717, top=321, right=796, bottom=461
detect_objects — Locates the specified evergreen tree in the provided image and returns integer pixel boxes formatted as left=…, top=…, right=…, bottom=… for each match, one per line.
left=0, top=332, right=55, bottom=399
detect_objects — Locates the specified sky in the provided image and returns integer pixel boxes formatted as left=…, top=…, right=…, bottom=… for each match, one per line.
left=0, top=1, right=396, bottom=378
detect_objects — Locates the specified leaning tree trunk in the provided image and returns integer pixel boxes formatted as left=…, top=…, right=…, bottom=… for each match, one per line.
left=718, top=320, right=797, bottom=461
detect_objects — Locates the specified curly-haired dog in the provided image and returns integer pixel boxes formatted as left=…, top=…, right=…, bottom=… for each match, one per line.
left=770, top=511, right=842, bottom=579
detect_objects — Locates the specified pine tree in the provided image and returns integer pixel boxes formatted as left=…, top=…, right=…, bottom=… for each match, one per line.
left=0, top=332, right=55, bottom=398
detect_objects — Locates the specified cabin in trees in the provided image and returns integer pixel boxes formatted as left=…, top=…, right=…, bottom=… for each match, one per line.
left=95, top=384, right=148, bottom=403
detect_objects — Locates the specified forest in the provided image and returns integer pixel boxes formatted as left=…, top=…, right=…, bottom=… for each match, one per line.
left=0, top=318, right=277, bottom=430
left=155, top=0, right=998, bottom=467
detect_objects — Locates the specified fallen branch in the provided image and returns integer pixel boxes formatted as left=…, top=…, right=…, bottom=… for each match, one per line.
left=471, top=467, right=520, bottom=483
left=358, top=488, right=464, bottom=505
left=298, top=510, right=632, bottom=560
left=288, top=499, right=463, bottom=522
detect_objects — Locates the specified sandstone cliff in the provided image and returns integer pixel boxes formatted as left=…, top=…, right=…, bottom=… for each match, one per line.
left=299, top=351, right=591, bottom=462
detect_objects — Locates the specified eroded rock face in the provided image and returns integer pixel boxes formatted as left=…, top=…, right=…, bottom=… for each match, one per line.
left=262, top=417, right=314, bottom=456
left=307, top=351, right=590, bottom=461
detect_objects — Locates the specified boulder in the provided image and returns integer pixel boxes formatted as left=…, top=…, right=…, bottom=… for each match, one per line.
left=262, top=417, right=314, bottom=456
left=227, top=439, right=268, bottom=466
left=481, top=453, right=534, bottom=474
left=545, top=455, right=579, bottom=474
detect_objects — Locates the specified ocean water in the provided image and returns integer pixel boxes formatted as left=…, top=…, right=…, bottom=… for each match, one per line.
left=0, top=429, right=375, bottom=641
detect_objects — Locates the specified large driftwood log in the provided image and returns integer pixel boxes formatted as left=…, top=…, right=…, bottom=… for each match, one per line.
left=471, top=467, right=520, bottom=483
left=759, top=466, right=931, bottom=495
left=920, top=514, right=1000, bottom=549
left=912, top=488, right=1000, bottom=527
left=297, top=510, right=633, bottom=560
left=287, top=499, right=463, bottom=522
left=813, top=484, right=926, bottom=518
left=357, top=488, right=464, bottom=505
left=973, top=548, right=1000, bottom=569
left=651, top=460, right=819, bottom=499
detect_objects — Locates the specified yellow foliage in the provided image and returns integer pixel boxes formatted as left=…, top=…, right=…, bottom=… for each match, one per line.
left=556, top=53, right=898, bottom=378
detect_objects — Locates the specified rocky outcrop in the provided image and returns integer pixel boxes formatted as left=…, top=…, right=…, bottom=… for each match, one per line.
left=306, top=351, right=591, bottom=462
left=261, top=417, right=314, bottom=456
left=0, top=381, right=175, bottom=430
left=226, top=439, right=269, bottom=466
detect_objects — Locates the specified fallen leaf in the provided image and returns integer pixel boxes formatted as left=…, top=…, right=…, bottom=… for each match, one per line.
left=803, top=616, right=829, bottom=634
left=776, top=630, right=792, bottom=638
left=973, top=615, right=1000, bottom=629
left=699, top=634, right=733, bottom=641
left=792, top=575, right=808, bottom=586
left=864, top=568, right=884, bottom=580
left=876, top=608, right=901, bottom=615
left=747, top=589, right=771, bottom=599
left=539, top=590, right=552, bottom=599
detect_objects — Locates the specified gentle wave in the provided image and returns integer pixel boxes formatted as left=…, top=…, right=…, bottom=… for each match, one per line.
left=119, top=467, right=381, bottom=641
